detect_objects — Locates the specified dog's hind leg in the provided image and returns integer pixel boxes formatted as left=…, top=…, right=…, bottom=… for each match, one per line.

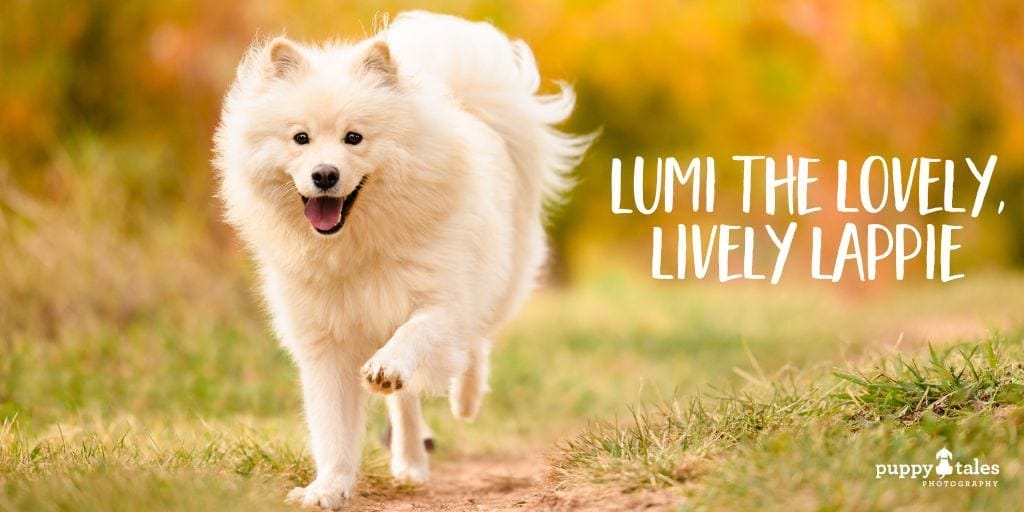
left=385, top=391, right=430, bottom=484
left=449, top=339, right=491, bottom=421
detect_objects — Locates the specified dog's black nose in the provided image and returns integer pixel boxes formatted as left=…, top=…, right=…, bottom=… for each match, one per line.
left=311, top=164, right=339, bottom=190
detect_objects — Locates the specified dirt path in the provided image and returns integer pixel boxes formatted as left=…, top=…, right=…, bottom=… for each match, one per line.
left=350, top=455, right=680, bottom=511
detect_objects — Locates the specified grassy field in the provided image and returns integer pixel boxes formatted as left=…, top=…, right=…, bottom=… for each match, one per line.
left=556, top=333, right=1024, bottom=510
left=3, top=1, right=1023, bottom=509
left=2, top=226, right=1023, bottom=512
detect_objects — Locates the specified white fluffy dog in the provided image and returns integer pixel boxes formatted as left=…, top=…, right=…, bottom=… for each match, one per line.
left=213, top=11, right=591, bottom=509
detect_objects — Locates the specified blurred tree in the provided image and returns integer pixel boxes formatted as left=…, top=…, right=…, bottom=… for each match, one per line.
left=2, top=0, right=1021, bottom=279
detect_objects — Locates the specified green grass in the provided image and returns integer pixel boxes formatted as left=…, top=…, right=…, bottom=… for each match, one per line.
left=0, top=415, right=416, bottom=511
left=834, top=343, right=1024, bottom=422
left=0, top=418, right=308, bottom=512
left=554, top=335, right=1024, bottom=510
left=3, top=182, right=1024, bottom=509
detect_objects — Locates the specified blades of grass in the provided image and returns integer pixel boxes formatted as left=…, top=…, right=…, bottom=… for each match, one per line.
left=832, top=371, right=869, bottom=388
left=984, top=341, right=999, bottom=370
left=740, top=339, right=766, bottom=384
left=961, top=348, right=981, bottom=383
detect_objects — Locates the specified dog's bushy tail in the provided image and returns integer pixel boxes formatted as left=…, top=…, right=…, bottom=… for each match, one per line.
left=387, top=11, right=594, bottom=209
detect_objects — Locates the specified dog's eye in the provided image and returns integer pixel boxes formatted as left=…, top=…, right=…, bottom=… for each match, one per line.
left=293, top=132, right=310, bottom=145
left=344, top=131, right=363, bottom=145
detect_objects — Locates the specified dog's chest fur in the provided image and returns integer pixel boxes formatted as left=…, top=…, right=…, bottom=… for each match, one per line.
left=264, top=257, right=424, bottom=356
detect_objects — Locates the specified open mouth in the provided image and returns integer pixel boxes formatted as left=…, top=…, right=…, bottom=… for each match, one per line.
left=300, top=177, right=367, bottom=235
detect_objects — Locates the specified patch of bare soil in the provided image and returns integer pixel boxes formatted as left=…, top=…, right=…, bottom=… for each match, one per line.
left=350, top=455, right=680, bottom=511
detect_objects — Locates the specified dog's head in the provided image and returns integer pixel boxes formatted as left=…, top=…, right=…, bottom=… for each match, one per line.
left=214, top=36, right=421, bottom=239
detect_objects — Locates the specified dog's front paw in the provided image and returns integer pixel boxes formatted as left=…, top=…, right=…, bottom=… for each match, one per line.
left=286, top=474, right=354, bottom=510
left=360, top=355, right=408, bottom=394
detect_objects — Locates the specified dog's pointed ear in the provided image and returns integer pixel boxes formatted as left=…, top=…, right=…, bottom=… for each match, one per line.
left=264, top=37, right=307, bottom=79
left=361, top=39, right=397, bottom=86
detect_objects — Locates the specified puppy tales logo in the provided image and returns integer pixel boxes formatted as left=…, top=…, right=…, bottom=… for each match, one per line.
left=875, top=447, right=1001, bottom=488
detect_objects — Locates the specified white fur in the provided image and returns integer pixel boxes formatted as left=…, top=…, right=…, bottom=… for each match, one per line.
left=213, top=11, right=591, bottom=509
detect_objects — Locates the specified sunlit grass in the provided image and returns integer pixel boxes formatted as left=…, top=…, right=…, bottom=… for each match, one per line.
left=3, top=169, right=1024, bottom=509
left=834, top=342, right=1024, bottom=422
left=553, top=335, right=1024, bottom=510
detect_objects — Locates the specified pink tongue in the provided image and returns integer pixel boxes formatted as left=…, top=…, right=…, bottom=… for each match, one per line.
left=304, top=197, right=343, bottom=231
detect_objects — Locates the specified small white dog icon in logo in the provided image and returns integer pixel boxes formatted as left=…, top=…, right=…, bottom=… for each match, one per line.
left=935, top=447, right=954, bottom=479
